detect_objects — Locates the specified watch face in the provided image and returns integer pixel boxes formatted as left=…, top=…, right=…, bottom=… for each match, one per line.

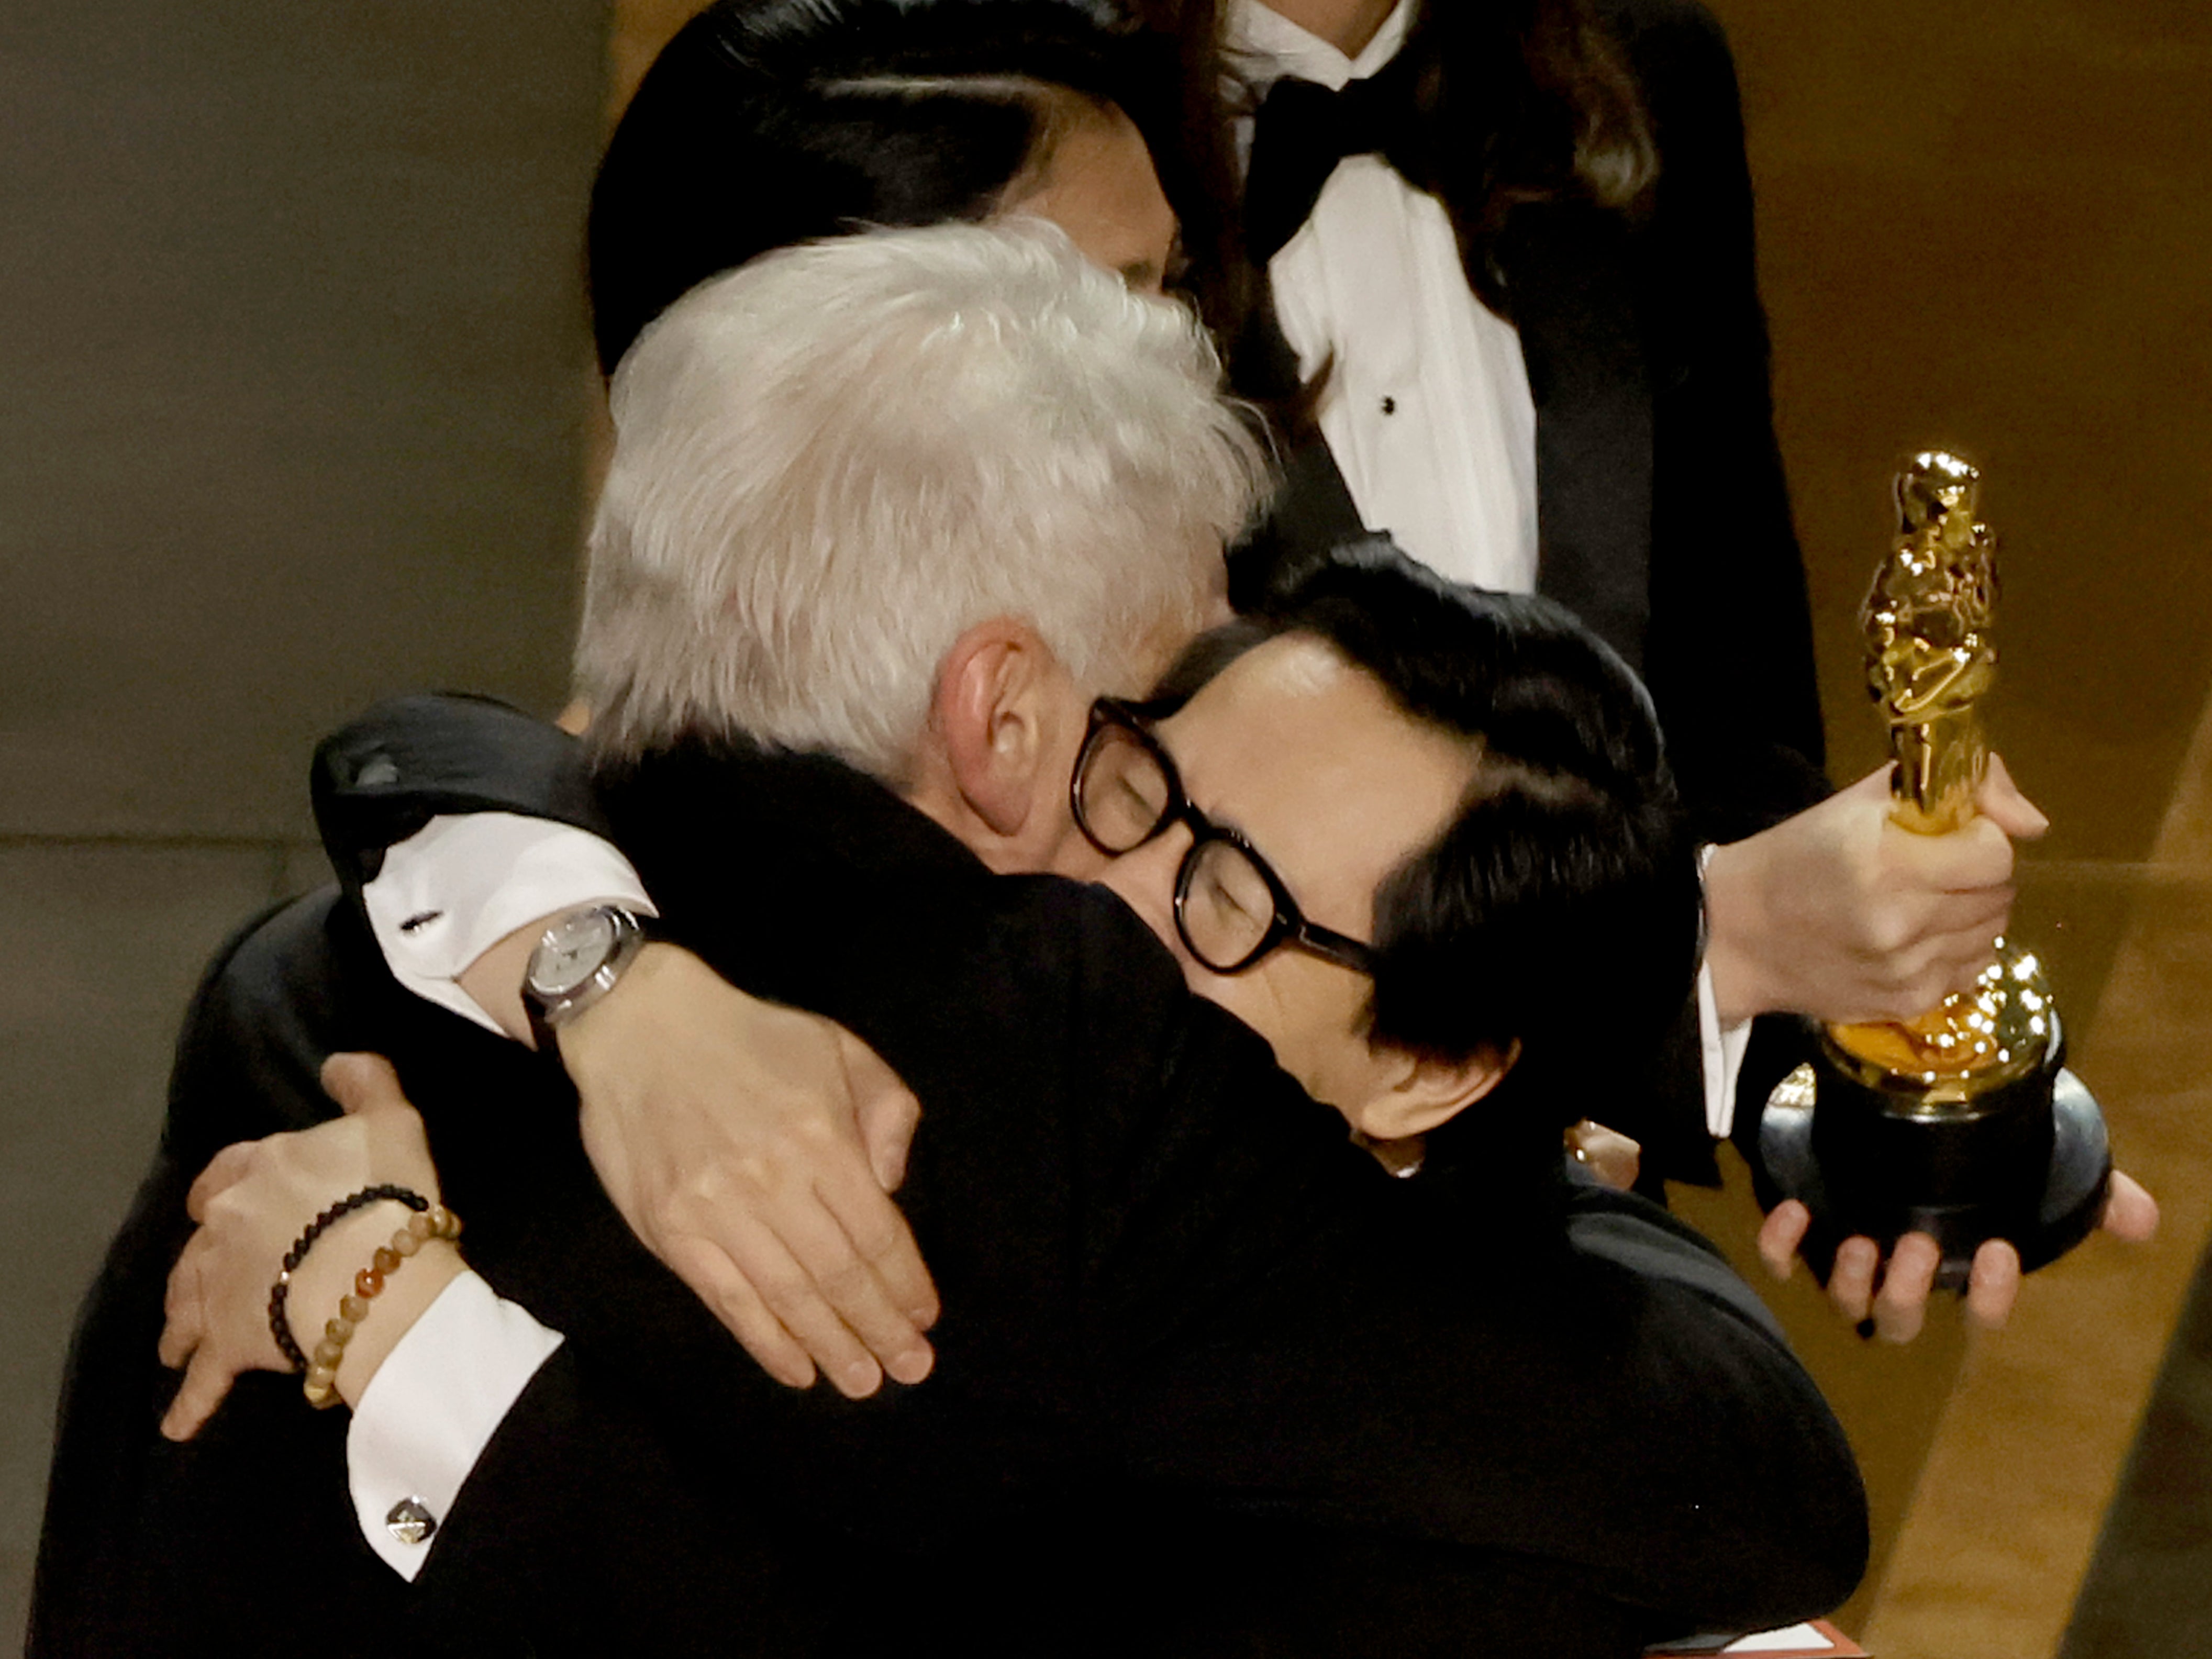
left=530, top=909, right=619, bottom=1001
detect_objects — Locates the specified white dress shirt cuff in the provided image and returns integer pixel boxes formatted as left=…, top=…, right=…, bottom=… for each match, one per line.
left=1696, top=845, right=1753, bottom=1139
left=347, top=1270, right=564, bottom=1580
left=360, top=812, right=656, bottom=1035
left=1697, top=960, right=1755, bottom=1141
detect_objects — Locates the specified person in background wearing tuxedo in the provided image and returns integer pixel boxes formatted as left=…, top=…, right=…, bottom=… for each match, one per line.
left=37, top=225, right=1864, bottom=1656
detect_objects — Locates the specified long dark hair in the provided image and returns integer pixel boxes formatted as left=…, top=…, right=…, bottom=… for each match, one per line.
left=1128, top=0, right=1655, bottom=325
left=1409, top=0, right=1657, bottom=310
left=587, top=0, right=1176, bottom=375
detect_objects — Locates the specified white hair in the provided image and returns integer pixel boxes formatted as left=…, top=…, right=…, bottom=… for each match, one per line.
left=574, top=220, right=1270, bottom=777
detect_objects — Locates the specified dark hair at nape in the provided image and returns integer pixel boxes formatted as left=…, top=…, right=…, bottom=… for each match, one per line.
left=1155, top=536, right=1702, bottom=1165
left=588, top=0, right=1175, bottom=376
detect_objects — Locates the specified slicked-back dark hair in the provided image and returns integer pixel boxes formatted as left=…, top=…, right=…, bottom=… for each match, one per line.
left=588, top=0, right=1176, bottom=375
left=1153, top=537, right=1700, bottom=1170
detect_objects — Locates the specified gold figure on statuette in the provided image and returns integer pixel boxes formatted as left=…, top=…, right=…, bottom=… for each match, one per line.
left=1822, top=453, right=2053, bottom=1103
left=1758, top=450, right=2109, bottom=1279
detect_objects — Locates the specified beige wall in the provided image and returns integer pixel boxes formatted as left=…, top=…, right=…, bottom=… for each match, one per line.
left=0, top=5, right=608, bottom=1645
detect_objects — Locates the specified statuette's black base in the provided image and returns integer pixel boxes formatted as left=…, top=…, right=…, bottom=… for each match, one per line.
left=1754, top=1036, right=2110, bottom=1291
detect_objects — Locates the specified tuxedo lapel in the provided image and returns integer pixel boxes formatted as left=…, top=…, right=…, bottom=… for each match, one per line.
left=1227, top=433, right=1368, bottom=612
left=1224, top=284, right=1371, bottom=611
left=1228, top=222, right=1654, bottom=668
left=1500, top=203, right=1654, bottom=674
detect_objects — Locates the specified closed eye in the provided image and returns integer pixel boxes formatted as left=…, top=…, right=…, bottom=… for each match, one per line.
left=1197, top=870, right=1260, bottom=924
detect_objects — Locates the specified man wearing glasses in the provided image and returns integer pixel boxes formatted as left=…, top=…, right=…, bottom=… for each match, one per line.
left=40, top=227, right=1862, bottom=1655
left=1077, top=696, right=1383, bottom=976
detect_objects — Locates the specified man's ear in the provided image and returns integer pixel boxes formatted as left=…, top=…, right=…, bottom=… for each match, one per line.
left=1346, top=1039, right=1520, bottom=1143
left=932, top=616, right=1059, bottom=840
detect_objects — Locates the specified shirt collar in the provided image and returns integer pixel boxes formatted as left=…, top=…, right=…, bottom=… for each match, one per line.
left=1225, top=0, right=1414, bottom=95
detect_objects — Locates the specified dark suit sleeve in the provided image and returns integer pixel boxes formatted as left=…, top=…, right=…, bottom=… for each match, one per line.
left=393, top=1308, right=832, bottom=1654
left=1562, top=0, right=1833, bottom=1186
left=1118, top=1174, right=1868, bottom=1636
left=30, top=900, right=410, bottom=1657
left=32, top=888, right=829, bottom=1656
left=1614, top=0, right=1830, bottom=848
left=310, top=693, right=614, bottom=911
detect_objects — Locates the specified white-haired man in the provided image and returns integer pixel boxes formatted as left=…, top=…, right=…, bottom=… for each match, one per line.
left=39, top=226, right=1861, bottom=1656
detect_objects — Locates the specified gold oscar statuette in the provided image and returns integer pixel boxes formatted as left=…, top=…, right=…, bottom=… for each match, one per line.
left=1755, top=453, right=2111, bottom=1285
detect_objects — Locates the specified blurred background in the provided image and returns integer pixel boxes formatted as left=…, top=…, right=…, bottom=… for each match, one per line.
left=2, top=1, right=2205, bottom=1651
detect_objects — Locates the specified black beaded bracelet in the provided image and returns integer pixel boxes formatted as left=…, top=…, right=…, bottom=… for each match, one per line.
left=266, top=1184, right=430, bottom=1374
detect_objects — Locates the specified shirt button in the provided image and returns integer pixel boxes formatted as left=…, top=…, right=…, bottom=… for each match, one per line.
left=386, top=1496, right=439, bottom=1545
left=1380, top=396, right=1397, bottom=415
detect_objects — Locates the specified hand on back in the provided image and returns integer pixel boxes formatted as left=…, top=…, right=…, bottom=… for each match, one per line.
left=561, top=943, right=935, bottom=1398
left=159, top=1054, right=460, bottom=1439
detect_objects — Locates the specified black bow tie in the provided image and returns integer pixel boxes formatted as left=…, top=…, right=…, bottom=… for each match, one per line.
left=1243, top=58, right=1429, bottom=264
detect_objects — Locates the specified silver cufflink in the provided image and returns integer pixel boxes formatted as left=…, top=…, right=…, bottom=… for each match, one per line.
left=386, top=1496, right=438, bottom=1545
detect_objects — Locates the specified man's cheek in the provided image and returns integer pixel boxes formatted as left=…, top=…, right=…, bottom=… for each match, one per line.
left=1192, top=971, right=1303, bottom=1079
left=1051, top=836, right=1112, bottom=881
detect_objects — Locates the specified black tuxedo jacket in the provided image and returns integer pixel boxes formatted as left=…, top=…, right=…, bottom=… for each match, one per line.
left=1232, top=0, right=1826, bottom=839
left=1228, top=0, right=1831, bottom=1181
left=34, top=704, right=1865, bottom=1657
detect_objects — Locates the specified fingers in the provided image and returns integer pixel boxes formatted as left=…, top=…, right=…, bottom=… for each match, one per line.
left=2103, top=1170, right=2161, bottom=1242
left=1880, top=754, right=2045, bottom=905
left=1888, top=814, right=2015, bottom=895
left=858, top=1085, right=922, bottom=1196
left=160, top=1349, right=239, bottom=1443
left=1820, top=1233, right=1938, bottom=1343
left=1920, top=886, right=2013, bottom=942
left=323, top=1052, right=441, bottom=1198
left=1869, top=1232, right=1941, bottom=1343
left=158, top=1230, right=254, bottom=1440
left=1808, top=1232, right=2020, bottom=1341
left=677, top=1213, right=886, bottom=1398
left=1978, top=754, right=2051, bottom=841
left=1826, top=1177, right=2150, bottom=1343
left=1884, top=930, right=2013, bottom=1017
left=1862, top=1175, right=2153, bottom=1341
left=756, top=1188, right=935, bottom=1387
left=1965, top=1238, right=2021, bottom=1329
left=184, top=1141, right=262, bottom=1223
left=842, top=1031, right=924, bottom=1196
left=1757, top=1201, right=1811, bottom=1282
left=320, top=1052, right=412, bottom=1116
left=1839, top=906, right=2014, bottom=1022
left=660, top=1234, right=818, bottom=1391
left=158, top=1232, right=210, bottom=1370
left=1827, top=1235, right=1881, bottom=1324
left=818, top=1165, right=938, bottom=1335
left=838, top=1031, right=937, bottom=1328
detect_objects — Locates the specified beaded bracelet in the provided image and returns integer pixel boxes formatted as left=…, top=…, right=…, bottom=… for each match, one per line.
left=266, top=1185, right=431, bottom=1375
left=302, top=1201, right=463, bottom=1409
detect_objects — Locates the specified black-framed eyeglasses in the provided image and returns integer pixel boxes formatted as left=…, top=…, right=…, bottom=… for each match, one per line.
left=1071, top=698, right=1377, bottom=977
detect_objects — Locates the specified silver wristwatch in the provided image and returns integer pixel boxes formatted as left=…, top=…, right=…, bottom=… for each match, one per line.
left=522, top=904, right=647, bottom=1041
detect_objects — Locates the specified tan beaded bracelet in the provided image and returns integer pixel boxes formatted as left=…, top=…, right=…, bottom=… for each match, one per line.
left=302, top=1202, right=463, bottom=1409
